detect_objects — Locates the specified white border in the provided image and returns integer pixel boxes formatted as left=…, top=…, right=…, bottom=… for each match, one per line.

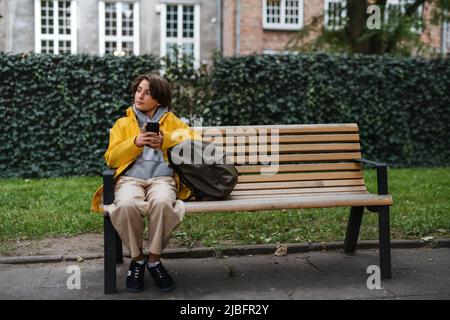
left=70, top=0, right=77, bottom=53
left=194, top=4, right=200, bottom=68
left=160, top=3, right=167, bottom=59
left=133, top=2, right=140, bottom=55
left=98, top=1, right=105, bottom=55
left=443, top=20, right=449, bottom=55
left=34, top=0, right=41, bottom=53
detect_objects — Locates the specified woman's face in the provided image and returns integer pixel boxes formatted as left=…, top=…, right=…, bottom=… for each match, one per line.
left=134, top=80, right=159, bottom=116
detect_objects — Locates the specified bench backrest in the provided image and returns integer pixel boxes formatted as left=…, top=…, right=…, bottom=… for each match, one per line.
left=199, top=123, right=366, bottom=198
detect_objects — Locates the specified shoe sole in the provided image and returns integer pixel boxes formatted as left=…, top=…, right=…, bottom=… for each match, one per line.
left=157, top=282, right=175, bottom=293
left=126, top=286, right=144, bottom=293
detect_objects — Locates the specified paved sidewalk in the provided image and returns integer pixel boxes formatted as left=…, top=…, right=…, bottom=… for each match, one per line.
left=0, top=247, right=449, bottom=300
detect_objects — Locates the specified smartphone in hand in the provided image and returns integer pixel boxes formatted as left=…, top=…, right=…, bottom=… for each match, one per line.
left=146, top=122, right=159, bottom=134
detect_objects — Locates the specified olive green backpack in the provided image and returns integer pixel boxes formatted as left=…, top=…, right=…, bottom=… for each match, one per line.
left=168, top=140, right=238, bottom=201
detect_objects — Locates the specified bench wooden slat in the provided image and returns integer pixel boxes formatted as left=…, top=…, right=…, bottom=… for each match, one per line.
left=184, top=194, right=393, bottom=213
left=234, top=179, right=366, bottom=190
left=218, top=143, right=361, bottom=154
left=229, top=190, right=369, bottom=200
left=203, top=134, right=361, bottom=144
left=231, top=186, right=368, bottom=196
left=236, top=162, right=362, bottom=174
left=238, top=171, right=363, bottom=183
left=199, top=123, right=359, bottom=135
left=228, top=152, right=362, bottom=163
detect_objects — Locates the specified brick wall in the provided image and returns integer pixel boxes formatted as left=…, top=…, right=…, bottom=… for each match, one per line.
left=222, top=0, right=444, bottom=56
left=421, top=1, right=442, bottom=53
left=225, top=0, right=325, bottom=55
left=262, top=0, right=323, bottom=52
left=223, top=0, right=237, bottom=56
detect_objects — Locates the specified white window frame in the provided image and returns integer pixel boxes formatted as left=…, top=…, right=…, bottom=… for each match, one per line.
left=98, top=1, right=140, bottom=56
left=262, top=0, right=304, bottom=30
left=443, top=20, right=450, bottom=55
left=385, top=0, right=424, bottom=33
left=263, top=49, right=298, bottom=55
left=160, top=3, right=201, bottom=69
left=34, top=0, right=78, bottom=54
left=324, top=0, right=347, bottom=31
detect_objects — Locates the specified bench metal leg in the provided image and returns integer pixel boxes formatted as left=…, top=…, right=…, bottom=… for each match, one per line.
left=104, top=215, right=118, bottom=294
left=344, top=206, right=364, bottom=254
left=378, top=205, right=392, bottom=279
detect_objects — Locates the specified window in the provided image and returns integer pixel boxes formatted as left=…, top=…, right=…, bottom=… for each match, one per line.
left=34, top=0, right=77, bottom=54
left=160, top=4, right=200, bottom=68
left=324, top=0, right=346, bottom=31
left=385, top=0, right=424, bottom=33
left=263, top=0, right=304, bottom=30
left=98, top=1, right=140, bottom=56
left=443, top=21, right=450, bottom=55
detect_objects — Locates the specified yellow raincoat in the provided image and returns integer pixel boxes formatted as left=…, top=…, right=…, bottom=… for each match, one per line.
left=91, top=106, right=199, bottom=213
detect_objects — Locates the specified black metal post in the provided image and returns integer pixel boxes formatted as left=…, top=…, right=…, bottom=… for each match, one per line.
left=344, top=206, right=364, bottom=254
left=104, top=215, right=117, bottom=294
left=103, top=169, right=115, bottom=205
left=377, top=165, right=388, bottom=195
left=103, top=168, right=117, bottom=294
left=355, top=159, right=388, bottom=196
left=378, top=205, right=392, bottom=279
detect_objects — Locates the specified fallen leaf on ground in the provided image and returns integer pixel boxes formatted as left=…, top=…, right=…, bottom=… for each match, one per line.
left=421, top=236, right=434, bottom=242
left=274, top=244, right=287, bottom=256
left=76, top=256, right=84, bottom=262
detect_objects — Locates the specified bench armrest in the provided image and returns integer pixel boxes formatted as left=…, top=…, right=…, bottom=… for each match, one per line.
left=103, top=168, right=116, bottom=206
left=355, top=158, right=389, bottom=195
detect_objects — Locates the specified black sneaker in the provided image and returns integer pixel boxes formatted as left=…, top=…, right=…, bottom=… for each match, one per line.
left=147, top=261, right=175, bottom=292
left=126, top=260, right=145, bottom=293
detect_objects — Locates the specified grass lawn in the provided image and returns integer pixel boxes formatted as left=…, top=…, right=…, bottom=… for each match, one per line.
left=0, top=168, right=449, bottom=247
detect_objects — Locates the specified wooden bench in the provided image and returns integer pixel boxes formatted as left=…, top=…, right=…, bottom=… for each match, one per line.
left=102, top=123, right=393, bottom=294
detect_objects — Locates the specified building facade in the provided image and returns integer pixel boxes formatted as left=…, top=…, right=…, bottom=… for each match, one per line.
left=223, top=0, right=449, bottom=56
left=0, top=0, right=220, bottom=66
left=0, top=0, right=449, bottom=61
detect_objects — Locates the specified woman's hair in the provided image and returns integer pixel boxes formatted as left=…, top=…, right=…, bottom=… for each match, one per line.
left=131, top=73, right=172, bottom=107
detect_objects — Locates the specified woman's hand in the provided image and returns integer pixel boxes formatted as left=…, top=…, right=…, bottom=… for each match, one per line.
left=146, top=131, right=163, bottom=150
left=134, top=124, right=163, bottom=149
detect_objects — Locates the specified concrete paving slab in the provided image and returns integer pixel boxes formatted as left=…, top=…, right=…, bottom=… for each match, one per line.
left=0, top=248, right=449, bottom=300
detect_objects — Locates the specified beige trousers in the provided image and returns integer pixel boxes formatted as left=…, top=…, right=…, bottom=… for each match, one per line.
left=104, top=176, right=185, bottom=258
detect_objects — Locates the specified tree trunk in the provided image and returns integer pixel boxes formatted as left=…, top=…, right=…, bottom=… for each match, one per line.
left=346, top=0, right=425, bottom=54
left=347, top=0, right=370, bottom=53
